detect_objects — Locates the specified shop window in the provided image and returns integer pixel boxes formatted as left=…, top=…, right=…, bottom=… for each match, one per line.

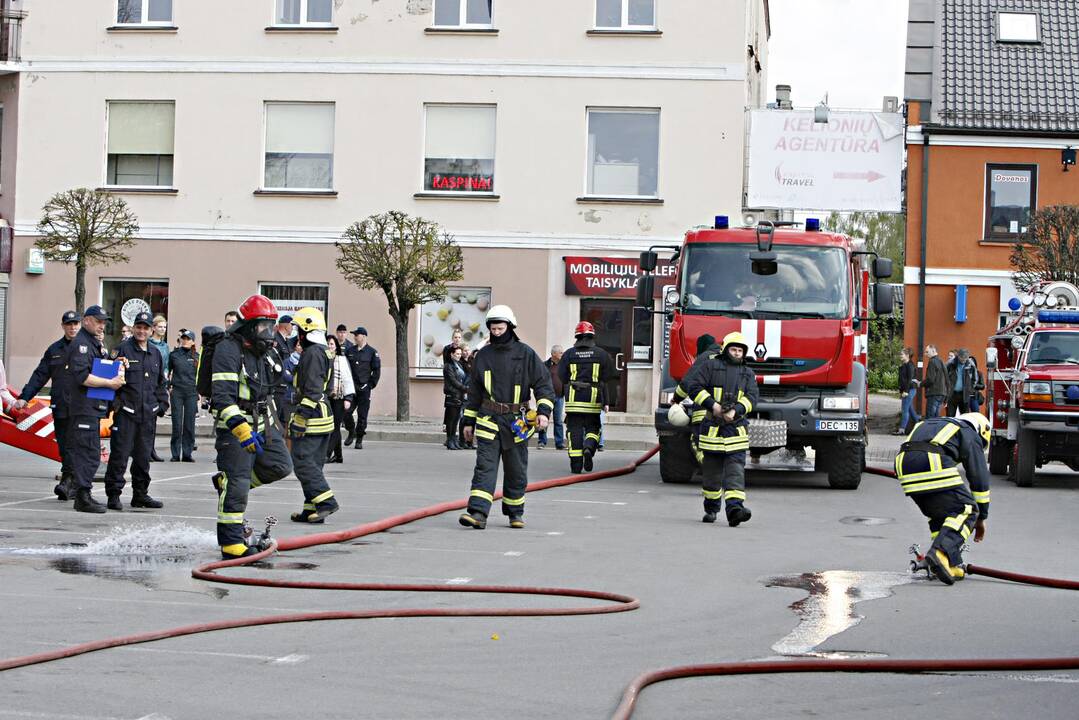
left=586, top=109, right=660, bottom=198
left=101, top=279, right=169, bottom=350
left=274, top=0, right=333, bottom=26
left=264, top=102, right=335, bottom=190
left=259, top=283, right=330, bottom=319
left=106, top=101, right=175, bottom=187
left=433, top=0, right=493, bottom=28
left=595, top=0, right=655, bottom=30
left=415, top=287, right=492, bottom=376
left=985, top=164, right=1037, bottom=239
left=423, top=105, right=496, bottom=193
left=117, top=0, right=173, bottom=25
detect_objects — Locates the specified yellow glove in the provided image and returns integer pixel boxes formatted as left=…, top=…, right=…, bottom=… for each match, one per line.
left=227, top=417, right=263, bottom=454
left=289, top=414, right=307, bottom=438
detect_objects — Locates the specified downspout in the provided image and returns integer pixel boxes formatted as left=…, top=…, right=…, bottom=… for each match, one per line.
left=917, top=130, right=930, bottom=361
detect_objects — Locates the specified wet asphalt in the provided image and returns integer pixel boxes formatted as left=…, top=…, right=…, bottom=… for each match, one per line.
left=0, top=438, right=1076, bottom=719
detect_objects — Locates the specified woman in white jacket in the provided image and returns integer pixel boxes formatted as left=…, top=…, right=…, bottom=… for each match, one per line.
left=325, top=336, right=355, bottom=463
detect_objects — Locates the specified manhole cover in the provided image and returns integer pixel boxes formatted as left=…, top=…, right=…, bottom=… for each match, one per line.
left=838, top=516, right=894, bottom=526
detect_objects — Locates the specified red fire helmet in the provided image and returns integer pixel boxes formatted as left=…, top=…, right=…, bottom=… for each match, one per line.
left=237, top=294, right=278, bottom=322
left=574, top=321, right=595, bottom=337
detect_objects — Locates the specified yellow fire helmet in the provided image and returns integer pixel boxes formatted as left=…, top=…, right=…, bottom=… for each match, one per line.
left=722, top=331, right=749, bottom=354
left=958, top=412, right=991, bottom=447
left=292, top=307, right=327, bottom=333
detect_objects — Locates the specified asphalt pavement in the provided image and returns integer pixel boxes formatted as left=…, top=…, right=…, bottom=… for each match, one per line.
left=0, top=432, right=1075, bottom=719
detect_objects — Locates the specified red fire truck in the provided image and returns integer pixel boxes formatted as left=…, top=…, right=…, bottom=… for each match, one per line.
left=636, top=218, right=894, bottom=489
left=985, top=281, right=1079, bottom=486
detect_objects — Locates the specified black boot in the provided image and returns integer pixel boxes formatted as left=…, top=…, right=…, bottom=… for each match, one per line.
left=131, top=493, right=164, bottom=509
left=107, top=495, right=123, bottom=511
left=54, top=474, right=76, bottom=501
left=458, top=510, right=487, bottom=529
left=150, top=450, right=163, bottom=462
left=344, top=430, right=356, bottom=446
left=74, top=488, right=107, bottom=514
left=447, top=435, right=460, bottom=450
left=726, top=504, right=752, bottom=528
left=583, top=449, right=594, bottom=473
left=354, top=435, right=364, bottom=450
left=702, top=512, right=717, bottom=523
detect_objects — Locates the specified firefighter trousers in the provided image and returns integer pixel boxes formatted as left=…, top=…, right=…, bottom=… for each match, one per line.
left=214, top=426, right=293, bottom=549
left=104, top=413, right=156, bottom=498
left=66, top=416, right=103, bottom=492
left=701, top=451, right=747, bottom=513
left=467, top=430, right=528, bottom=518
left=566, top=413, right=601, bottom=473
left=911, top=485, right=979, bottom=568
left=290, top=433, right=337, bottom=514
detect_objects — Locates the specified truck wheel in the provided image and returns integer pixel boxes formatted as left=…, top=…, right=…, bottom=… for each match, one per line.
left=818, top=439, right=863, bottom=490
left=659, top=434, right=698, bottom=484
left=1015, top=429, right=1036, bottom=488
left=988, top=437, right=1012, bottom=475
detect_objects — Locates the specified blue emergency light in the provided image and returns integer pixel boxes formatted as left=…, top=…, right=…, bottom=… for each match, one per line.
left=714, top=215, right=729, bottom=229
left=1008, top=297, right=1022, bottom=311
left=1036, top=310, right=1079, bottom=323
left=805, top=218, right=820, bottom=231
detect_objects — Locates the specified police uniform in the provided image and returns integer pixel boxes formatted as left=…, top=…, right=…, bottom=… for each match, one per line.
left=168, top=338, right=199, bottom=461
left=103, top=315, right=169, bottom=508
left=460, top=332, right=555, bottom=525
left=61, top=321, right=112, bottom=512
left=344, top=333, right=380, bottom=448
left=895, top=417, right=990, bottom=582
left=288, top=343, right=338, bottom=522
left=557, top=337, right=618, bottom=473
left=681, top=345, right=759, bottom=525
left=272, top=324, right=297, bottom=426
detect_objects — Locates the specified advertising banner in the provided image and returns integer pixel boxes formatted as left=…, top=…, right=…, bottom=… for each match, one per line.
left=416, top=287, right=492, bottom=377
left=564, top=256, right=677, bottom=298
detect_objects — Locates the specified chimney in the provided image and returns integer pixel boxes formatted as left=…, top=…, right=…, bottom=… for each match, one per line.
left=775, top=84, right=792, bottom=110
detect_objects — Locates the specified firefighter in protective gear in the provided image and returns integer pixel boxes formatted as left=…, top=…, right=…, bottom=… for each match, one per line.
left=681, top=331, right=759, bottom=526
left=211, top=294, right=294, bottom=559
left=895, top=412, right=991, bottom=585
left=672, top=334, right=721, bottom=479
left=287, top=307, right=339, bottom=523
left=557, top=321, right=618, bottom=473
left=459, top=306, right=555, bottom=529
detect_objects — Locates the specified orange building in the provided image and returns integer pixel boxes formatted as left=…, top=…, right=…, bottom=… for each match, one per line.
left=903, top=0, right=1079, bottom=368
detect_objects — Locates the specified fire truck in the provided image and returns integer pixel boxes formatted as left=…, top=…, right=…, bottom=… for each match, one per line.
left=636, top=218, right=894, bottom=489
left=985, top=280, right=1079, bottom=486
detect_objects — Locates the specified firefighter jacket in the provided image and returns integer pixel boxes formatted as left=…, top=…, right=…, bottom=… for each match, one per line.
left=345, top=343, right=381, bottom=391
left=674, top=343, right=724, bottom=424
left=894, top=417, right=990, bottom=518
left=557, top=338, right=618, bottom=415
left=20, top=336, right=72, bottom=415
left=462, top=333, right=555, bottom=444
left=211, top=334, right=279, bottom=432
left=62, top=328, right=112, bottom=419
left=681, top=354, right=759, bottom=455
left=111, top=337, right=169, bottom=421
left=290, top=345, right=334, bottom=436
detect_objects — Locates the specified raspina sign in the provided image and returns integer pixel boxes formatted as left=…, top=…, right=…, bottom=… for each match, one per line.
left=563, top=256, right=677, bottom=298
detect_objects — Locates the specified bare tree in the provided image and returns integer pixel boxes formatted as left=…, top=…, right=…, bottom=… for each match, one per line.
left=35, top=188, right=140, bottom=312
left=336, top=211, right=464, bottom=421
left=1010, top=204, right=1079, bottom=291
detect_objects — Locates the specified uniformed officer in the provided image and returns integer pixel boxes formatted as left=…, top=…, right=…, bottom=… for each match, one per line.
left=101, top=312, right=169, bottom=510
left=557, top=321, right=618, bottom=474
left=681, top=331, right=759, bottom=526
left=287, top=308, right=340, bottom=523
left=14, top=310, right=82, bottom=500
left=895, top=413, right=991, bottom=585
left=344, top=326, right=380, bottom=449
left=272, top=315, right=296, bottom=426
left=459, top=306, right=555, bottom=530
left=168, top=329, right=199, bottom=462
left=211, top=294, right=294, bottom=559
left=61, top=305, right=125, bottom=514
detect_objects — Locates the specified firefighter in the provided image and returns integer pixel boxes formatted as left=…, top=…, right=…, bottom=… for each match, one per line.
left=557, top=321, right=618, bottom=473
left=211, top=294, right=294, bottom=559
left=102, top=312, right=169, bottom=510
left=459, top=305, right=555, bottom=529
left=895, top=412, right=991, bottom=585
left=672, top=334, right=721, bottom=480
left=681, top=331, right=759, bottom=526
left=287, top=307, right=339, bottom=523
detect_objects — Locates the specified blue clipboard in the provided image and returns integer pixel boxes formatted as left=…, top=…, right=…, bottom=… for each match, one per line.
left=86, top=358, right=120, bottom=402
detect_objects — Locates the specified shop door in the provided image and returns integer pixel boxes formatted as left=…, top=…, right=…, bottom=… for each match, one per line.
left=579, top=299, right=631, bottom=412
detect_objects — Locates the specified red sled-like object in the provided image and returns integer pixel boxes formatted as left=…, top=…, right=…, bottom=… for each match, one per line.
left=1, top=387, right=110, bottom=464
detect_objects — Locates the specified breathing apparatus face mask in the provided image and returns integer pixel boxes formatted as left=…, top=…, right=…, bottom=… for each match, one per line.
left=243, top=319, right=276, bottom=353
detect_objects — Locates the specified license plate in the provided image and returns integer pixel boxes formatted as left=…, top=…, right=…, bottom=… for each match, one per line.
left=817, top=419, right=860, bottom=432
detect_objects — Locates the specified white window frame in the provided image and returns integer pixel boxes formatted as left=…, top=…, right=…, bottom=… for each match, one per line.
left=594, top=0, right=657, bottom=31
left=115, top=0, right=173, bottom=26
left=584, top=107, right=661, bottom=199
left=272, top=0, right=334, bottom=27
left=421, top=103, right=497, bottom=195
left=997, top=12, right=1039, bottom=43
left=103, top=100, right=176, bottom=190
left=431, top=0, right=495, bottom=29
left=260, top=101, right=336, bottom=192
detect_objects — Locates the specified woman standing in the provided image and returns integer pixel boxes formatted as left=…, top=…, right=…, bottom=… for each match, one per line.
left=897, top=347, right=921, bottom=434
left=325, top=336, right=355, bottom=463
left=168, top=330, right=199, bottom=461
left=442, top=345, right=468, bottom=450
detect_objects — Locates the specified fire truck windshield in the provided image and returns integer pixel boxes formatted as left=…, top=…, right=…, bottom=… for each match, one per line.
left=1026, top=332, right=1079, bottom=364
left=680, top=244, right=850, bottom=319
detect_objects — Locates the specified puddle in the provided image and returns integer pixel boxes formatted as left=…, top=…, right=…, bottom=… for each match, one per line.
left=838, top=516, right=895, bottom=526
left=254, top=561, right=319, bottom=571
left=766, top=570, right=912, bottom=657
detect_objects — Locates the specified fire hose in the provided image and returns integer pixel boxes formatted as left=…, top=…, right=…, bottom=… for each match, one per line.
left=1, top=447, right=1077, bottom=720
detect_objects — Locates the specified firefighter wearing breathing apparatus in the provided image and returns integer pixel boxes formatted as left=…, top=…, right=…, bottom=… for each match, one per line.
left=557, top=321, right=618, bottom=474
left=287, top=307, right=340, bottom=524
left=211, top=294, right=294, bottom=559
left=458, top=305, right=555, bottom=530
left=894, top=413, right=991, bottom=585
left=681, top=331, right=759, bottom=526
left=668, top=335, right=722, bottom=478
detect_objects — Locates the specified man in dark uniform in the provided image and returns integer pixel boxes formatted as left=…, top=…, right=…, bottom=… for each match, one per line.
left=459, top=305, right=555, bottom=530
left=169, top=329, right=199, bottom=462
left=14, top=310, right=82, bottom=500
left=61, top=305, right=125, bottom=514
left=557, top=321, right=618, bottom=474
left=344, top=326, right=380, bottom=449
left=895, top=412, right=991, bottom=585
left=102, top=312, right=169, bottom=510
left=682, top=331, right=760, bottom=527
left=211, top=294, right=294, bottom=559
left=272, top=314, right=296, bottom=426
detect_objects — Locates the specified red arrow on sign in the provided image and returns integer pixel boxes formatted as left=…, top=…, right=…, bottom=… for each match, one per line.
left=833, top=170, right=885, bottom=183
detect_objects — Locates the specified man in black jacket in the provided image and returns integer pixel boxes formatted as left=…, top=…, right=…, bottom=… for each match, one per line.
left=168, top=329, right=199, bottom=462
left=344, top=326, right=380, bottom=449
left=558, top=323, right=618, bottom=473
left=272, top=315, right=296, bottom=425
left=922, top=344, right=947, bottom=418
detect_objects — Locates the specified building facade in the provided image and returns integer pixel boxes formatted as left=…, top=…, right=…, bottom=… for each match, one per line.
left=1, top=0, right=770, bottom=419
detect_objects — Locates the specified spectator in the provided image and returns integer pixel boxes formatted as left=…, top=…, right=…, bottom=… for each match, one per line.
left=897, top=346, right=921, bottom=434
left=538, top=345, right=565, bottom=449
left=442, top=345, right=468, bottom=450
left=168, top=330, right=199, bottom=462
left=120, top=325, right=133, bottom=341
left=334, top=324, right=353, bottom=353
left=146, top=314, right=170, bottom=461
left=442, top=329, right=465, bottom=363
left=922, top=344, right=947, bottom=418
left=325, top=335, right=355, bottom=463
left=224, top=310, right=240, bottom=328
left=457, top=345, right=475, bottom=449
left=968, top=355, right=986, bottom=414
left=273, top=315, right=297, bottom=426
left=344, top=326, right=380, bottom=450
left=946, top=349, right=974, bottom=416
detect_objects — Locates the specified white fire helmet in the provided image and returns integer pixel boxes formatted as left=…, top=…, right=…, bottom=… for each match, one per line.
left=667, top=402, right=691, bottom=427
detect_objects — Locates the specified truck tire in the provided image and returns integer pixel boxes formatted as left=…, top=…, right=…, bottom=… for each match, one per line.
left=1015, top=429, right=1037, bottom=488
left=817, top=438, right=863, bottom=490
left=988, top=437, right=1012, bottom=475
left=659, top=434, right=698, bottom=484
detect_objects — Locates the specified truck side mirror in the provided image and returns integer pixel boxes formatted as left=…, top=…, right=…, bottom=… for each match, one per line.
left=874, top=257, right=893, bottom=279
left=635, top=275, right=655, bottom=310
left=873, top=283, right=895, bottom=315
left=639, top=250, right=658, bottom=273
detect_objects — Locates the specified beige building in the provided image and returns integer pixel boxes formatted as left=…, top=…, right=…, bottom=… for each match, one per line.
left=0, top=0, right=769, bottom=419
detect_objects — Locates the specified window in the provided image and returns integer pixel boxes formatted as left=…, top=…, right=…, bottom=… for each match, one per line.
left=260, top=283, right=330, bottom=319
left=106, top=101, right=175, bottom=187
left=998, top=12, right=1039, bottom=42
left=423, top=105, right=496, bottom=193
left=433, top=0, right=493, bottom=27
left=116, top=0, right=173, bottom=25
left=595, top=0, right=655, bottom=29
left=101, top=279, right=169, bottom=349
left=274, top=0, right=333, bottom=25
left=985, top=164, right=1037, bottom=239
left=264, top=102, right=335, bottom=191
left=586, top=109, right=659, bottom=198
